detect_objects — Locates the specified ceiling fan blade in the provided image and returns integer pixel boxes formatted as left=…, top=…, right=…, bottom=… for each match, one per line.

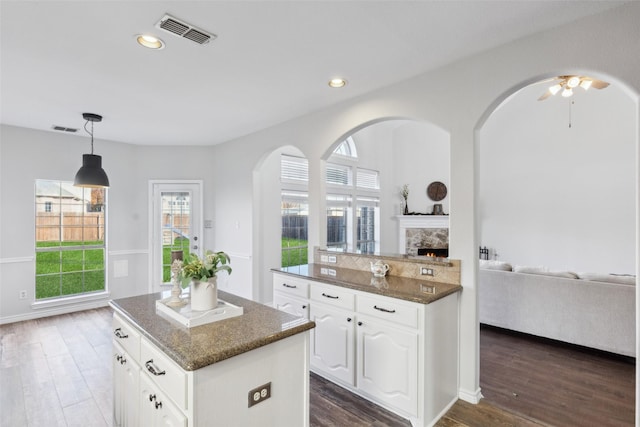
left=590, top=79, right=610, bottom=89
left=538, top=91, right=553, bottom=101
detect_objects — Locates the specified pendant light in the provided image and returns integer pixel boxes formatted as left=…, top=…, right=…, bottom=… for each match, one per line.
left=74, top=113, right=109, bottom=188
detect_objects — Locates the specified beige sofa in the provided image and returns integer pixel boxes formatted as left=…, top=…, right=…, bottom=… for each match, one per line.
left=479, top=267, right=636, bottom=357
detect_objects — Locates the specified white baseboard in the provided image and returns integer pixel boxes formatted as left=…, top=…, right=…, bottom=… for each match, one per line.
left=0, top=299, right=111, bottom=325
left=458, top=387, right=483, bottom=404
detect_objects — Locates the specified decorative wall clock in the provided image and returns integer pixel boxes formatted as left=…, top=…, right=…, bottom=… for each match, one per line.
left=427, top=181, right=447, bottom=201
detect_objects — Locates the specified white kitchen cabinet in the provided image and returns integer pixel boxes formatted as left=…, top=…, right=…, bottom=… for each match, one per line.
left=273, top=272, right=311, bottom=319
left=272, top=271, right=460, bottom=427
left=309, top=302, right=355, bottom=386
left=113, top=344, right=140, bottom=427
left=356, top=314, right=418, bottom=415
left=273, top=292, right=309, bottom=319
left=139, top=372, right=187, bottom=427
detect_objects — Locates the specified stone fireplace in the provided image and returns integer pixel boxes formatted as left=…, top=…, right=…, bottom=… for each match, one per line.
left=396, top=215, right=449, bottom=257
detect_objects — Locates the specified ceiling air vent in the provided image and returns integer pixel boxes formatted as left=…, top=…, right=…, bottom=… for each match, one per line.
left=156, top=14, right=216, bottom=45
left=52, top=125, right=78, bottom=133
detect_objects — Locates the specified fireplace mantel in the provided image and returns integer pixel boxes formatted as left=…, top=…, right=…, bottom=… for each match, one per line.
left=395, top=215, right=449, bottom=254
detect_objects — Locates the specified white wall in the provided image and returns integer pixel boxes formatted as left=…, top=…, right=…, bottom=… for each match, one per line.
left=1, top=2, right=639, bottom=414
left=0, top=125, right=218, bottom=322
left=479, top=83, right=635, bottom=273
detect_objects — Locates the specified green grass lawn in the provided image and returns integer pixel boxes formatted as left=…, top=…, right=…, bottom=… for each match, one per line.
left=162, top=238, right=191, bottom=282
left=35, top=241, right=106, bottom=299
left=282, top=238, right=308, bottom=267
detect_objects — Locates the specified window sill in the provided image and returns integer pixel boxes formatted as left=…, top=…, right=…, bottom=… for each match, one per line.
left=31, top=291, right=111, bottom=310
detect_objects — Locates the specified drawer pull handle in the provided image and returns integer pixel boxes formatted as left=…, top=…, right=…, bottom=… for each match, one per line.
left=282, top=283, right=297, bottom=289
left=149, top=394, right=156, bottom=402
left=322, top=293, right=339, bottom=299
left=145, top=359, right=166, bottom=376
left=374, top=305, right=396, bottom=314
left=114, top=327, right=129, bottom=339
left=120, top=356, right=127, bottom=365
left=155, top=401, right=163, bottom=410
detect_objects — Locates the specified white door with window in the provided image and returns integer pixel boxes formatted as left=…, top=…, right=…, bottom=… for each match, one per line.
left=149, top=181, right=203, bottom=293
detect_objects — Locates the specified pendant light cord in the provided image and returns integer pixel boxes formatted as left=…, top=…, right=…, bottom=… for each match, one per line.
left=84, top=119, right=94, bottom=154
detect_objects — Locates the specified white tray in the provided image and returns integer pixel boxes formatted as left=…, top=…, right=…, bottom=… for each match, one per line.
left=156, top=297, right=243, bottom=328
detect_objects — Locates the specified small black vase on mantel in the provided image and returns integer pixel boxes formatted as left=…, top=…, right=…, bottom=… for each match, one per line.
left=403, top=200, right=409, bottom=215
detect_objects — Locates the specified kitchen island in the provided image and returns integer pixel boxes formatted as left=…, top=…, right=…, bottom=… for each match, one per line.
left=110, top=290, right=315, bottom=427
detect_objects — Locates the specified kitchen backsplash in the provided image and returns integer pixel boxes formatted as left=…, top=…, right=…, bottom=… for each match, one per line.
left=313, top=247, right=460, bottom=285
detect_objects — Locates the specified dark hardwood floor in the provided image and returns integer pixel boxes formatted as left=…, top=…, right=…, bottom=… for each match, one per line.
left=0, top=307, right=635, bottom=426
left=480, top=324, right=635, bottom=427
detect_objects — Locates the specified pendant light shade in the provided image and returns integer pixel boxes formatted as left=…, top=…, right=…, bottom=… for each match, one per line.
left=74, top=113, right=109, bottom=188
left=74, top=154, right=109, bottom=188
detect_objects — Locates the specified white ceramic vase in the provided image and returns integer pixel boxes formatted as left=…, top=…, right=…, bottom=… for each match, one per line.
left=190, top=277, right=218, bottom=311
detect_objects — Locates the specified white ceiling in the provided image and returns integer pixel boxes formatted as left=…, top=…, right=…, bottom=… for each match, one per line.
left=0, top=1, right=627, bottom=146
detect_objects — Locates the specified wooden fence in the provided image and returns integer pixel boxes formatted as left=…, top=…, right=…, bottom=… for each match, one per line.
left=36, top=213, right=104, bottom=242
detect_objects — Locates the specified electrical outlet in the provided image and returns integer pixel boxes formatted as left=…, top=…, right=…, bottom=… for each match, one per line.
left=19, top=290, right=27, bottom=299
left=248, top=382, right=271, bottom=408
left=420, top=267, right=434, bottom=276
left=327, top=255, right=337, bottom=263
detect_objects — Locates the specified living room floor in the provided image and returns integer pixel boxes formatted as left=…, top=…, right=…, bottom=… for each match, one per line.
left=480, top=324, right=635, bottom=426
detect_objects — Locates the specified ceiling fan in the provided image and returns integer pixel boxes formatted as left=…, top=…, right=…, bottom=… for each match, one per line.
left=538, top=75, right=609, bottom=101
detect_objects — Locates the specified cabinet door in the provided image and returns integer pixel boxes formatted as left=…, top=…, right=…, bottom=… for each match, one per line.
left=273, top=292, right=309, bottom=319
left=310, top=303, right=355, bottom=385
left=356, top=316, right=418, bottom=416
left=140, top=373, right=187, bottom=427
left=113, top=344, right=140, bottom=427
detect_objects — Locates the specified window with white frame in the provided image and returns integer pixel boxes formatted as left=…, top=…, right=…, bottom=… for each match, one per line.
left=281, top=155, right=309, bottom=267
left=35, top=180, right=106, bottom=300
left=326, top=140, right=380, bottom=254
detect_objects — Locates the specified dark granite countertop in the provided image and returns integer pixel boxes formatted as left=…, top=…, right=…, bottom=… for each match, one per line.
left=109, top=290, right=315, bottom=371
left=273, top=264, right=462, bottom=304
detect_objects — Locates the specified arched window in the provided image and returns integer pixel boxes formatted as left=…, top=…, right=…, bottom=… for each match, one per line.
left=332, top=136, right=358, bottom=158
left=326, top=138, right=379, bottom=254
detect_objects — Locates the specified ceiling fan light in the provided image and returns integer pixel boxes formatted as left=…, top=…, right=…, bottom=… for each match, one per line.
left=561, top=87, right=573, bottom=97
left=549, top=84, right=562, bottom=95
left=580, top=79, right=593, bottom=90
left=567, top=76, right=581, bottom=88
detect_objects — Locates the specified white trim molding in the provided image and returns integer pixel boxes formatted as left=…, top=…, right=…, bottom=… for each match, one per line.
left=0, top=256, right=34, bottom=264
left=458, top=387, right=483, bottom=404
left=1, top=296, right=111, bottom=325
left=109, top=249, right=149, bottom=256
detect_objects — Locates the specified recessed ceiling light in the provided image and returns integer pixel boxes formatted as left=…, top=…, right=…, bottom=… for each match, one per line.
left=136, top=34, right=165, bottom=50
left=328, top=78, right=347, bottom=88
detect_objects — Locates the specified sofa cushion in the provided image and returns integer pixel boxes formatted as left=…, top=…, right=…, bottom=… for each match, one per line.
left=577, top=272, right=636, bottom=285
left=513, top=265, right=578, bottom=279
left=479, top=260, right=512, bottom=271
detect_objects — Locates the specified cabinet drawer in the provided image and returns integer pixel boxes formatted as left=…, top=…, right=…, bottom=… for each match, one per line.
left=357, top=294, right=419, bottom=329
left=141, top=338, right=188, bottom=410
left=310, top=284, right=355, bottom=311
left=112, top=314, right=141, bottom=361
left=273, top=274, right=309, bottom=299
left=273, top=292, right=309, bottom=319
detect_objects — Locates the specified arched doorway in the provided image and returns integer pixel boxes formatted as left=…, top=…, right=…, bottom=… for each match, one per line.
left=475, top=72, right=638, bottom=424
